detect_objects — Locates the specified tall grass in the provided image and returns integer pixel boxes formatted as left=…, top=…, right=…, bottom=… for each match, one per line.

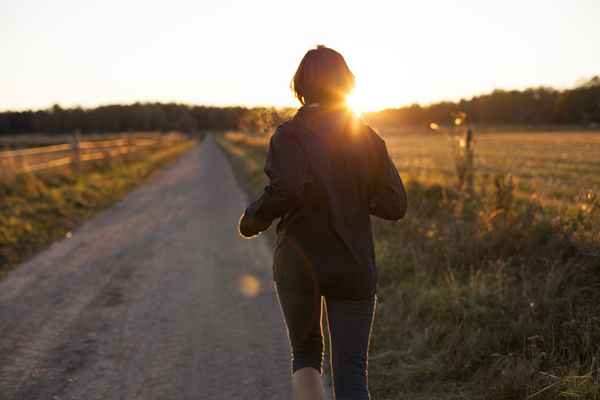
left=370, top=180, right=600, bottom=399
left=216, top=130, right=600, bottom=400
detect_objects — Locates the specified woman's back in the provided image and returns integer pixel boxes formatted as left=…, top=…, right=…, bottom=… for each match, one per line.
left=246, top=103, right=406, bottom=300
left=275, top=105, right=375, bottom=300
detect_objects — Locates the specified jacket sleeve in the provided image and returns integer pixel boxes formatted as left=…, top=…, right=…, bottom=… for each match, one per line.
left=239, top=126, right=307, bottom=237
left=367, top=131, right=408, bottom=221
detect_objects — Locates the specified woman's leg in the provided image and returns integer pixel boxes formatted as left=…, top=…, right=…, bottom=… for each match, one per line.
left=325, top=294, right=377, bottom=400
left=274, top=282, right=326, bottom=400
left=291, top=367, right=325, bottom=400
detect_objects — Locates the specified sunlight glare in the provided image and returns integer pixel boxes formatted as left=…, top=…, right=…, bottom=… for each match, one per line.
left=346, top=91, right=366, bottom=116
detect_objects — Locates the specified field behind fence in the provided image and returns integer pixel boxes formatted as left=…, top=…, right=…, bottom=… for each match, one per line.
left=0, top=131, right=188, bottom=182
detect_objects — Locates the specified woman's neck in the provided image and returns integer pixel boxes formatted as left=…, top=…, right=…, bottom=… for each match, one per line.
left=304, top=100, right=347, bottom=111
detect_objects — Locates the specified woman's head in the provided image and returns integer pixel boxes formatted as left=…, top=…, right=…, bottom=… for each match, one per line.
left=291, top=45, right=355, bottom=106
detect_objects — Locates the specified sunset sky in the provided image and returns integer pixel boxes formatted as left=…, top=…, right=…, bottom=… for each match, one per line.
left=2, top=0, right=600, bottom=112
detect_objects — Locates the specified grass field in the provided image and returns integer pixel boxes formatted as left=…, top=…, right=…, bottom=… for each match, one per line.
left=380, top=129, right=600, bottom=210
left=217, top=127, right=600, bottom=400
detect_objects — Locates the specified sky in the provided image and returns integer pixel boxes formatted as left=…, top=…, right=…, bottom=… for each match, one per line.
left=1, top=0, right=600, bottom=112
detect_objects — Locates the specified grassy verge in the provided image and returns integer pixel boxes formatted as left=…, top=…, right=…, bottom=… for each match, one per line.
left=216, top=131, right=600, bottom=400
left=0, top=138, right=199, bottom=279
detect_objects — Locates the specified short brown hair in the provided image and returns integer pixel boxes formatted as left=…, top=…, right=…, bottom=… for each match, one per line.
left=291, top=45, right=355, bottom=106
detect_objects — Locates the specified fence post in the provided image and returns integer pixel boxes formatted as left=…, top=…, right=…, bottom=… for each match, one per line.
left=120, top=132, right=128, bottom=158
left=127, top=133, right=134, bottom=158
left=14, top=150, right=25, bottom=175
left=464, top=127, right=475, bottom=194
left=72, top=130, right=82, bottom=171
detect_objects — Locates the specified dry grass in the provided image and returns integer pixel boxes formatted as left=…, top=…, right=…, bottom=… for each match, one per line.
left=380, top=130, right=600, bottom=211
left=216, top=128, right=600, bottom=400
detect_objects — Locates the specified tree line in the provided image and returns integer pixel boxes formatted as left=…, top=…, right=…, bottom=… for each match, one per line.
left=365, top=76, right=600, bottom=127
left=1, top=77, right=599, bottom=136
left=0, top=103, right=251, bottom=135
left=0, top=103, right=292, bottom=136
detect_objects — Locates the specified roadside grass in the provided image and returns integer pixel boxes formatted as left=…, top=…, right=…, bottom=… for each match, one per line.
left=0, top=138, right=199, bottom=279
left=216, top=130, right=600, bottom=400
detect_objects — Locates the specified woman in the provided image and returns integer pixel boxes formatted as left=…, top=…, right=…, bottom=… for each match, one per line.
left=238, top=45, right=407, bottom=400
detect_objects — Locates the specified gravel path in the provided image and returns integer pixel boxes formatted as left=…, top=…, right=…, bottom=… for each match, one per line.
left=0, top=137, right=293, bottom=400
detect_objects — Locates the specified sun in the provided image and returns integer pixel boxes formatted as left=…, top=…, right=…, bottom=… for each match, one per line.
left=346, top=91, right=367, bottom=116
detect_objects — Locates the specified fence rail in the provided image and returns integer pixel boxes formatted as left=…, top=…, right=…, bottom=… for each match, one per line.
left=0, top=132, right=187, bottom=181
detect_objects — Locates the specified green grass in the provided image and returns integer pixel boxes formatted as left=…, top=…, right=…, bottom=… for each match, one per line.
left=0, top=139, right=199, bottom=279
left=216, top=130, right=600, bottom=400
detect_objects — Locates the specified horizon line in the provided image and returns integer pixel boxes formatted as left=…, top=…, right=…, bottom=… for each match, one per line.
left=1, top=76, right=596, bottom=115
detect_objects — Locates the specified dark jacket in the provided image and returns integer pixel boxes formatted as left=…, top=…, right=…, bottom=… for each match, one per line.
left=239, top=104, right=407, bottom=300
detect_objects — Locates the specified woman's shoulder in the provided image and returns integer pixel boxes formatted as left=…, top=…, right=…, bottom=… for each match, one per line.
left=360, top=122, right=386, bottom=144
left=269, top=118, right=303, bottom=147
left=275, top=118, right=297, bottom=134
left=272, top=106, right=318, bottom=139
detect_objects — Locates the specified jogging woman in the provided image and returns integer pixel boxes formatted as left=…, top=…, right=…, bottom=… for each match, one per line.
left=238, top=45, right=407, bottom=400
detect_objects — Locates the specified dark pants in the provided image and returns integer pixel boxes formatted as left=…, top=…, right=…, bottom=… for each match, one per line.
left=275, top=283, right=377, bottom=400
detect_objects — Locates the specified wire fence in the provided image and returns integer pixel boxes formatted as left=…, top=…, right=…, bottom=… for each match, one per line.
left=0, top=131, right=188, bottom=181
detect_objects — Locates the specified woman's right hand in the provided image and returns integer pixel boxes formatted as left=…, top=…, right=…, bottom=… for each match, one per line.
left=238, top=211, right=272, bottom=238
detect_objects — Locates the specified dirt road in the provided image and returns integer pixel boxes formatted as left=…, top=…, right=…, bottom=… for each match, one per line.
left=0, top=137, right=292, bottom=400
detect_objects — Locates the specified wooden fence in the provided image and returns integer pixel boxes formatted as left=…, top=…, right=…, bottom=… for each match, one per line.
left=0, top=132, right=187, bottom=180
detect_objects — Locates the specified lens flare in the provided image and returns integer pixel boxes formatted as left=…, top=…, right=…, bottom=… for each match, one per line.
left=239, top=274, right=261, bottom=297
